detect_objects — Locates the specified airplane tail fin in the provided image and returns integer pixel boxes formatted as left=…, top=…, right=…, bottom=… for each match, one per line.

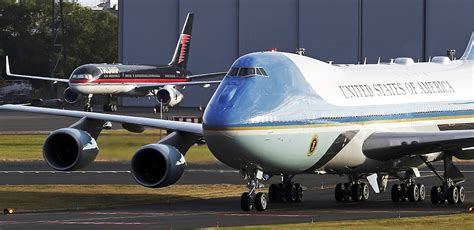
left=460, top=32, right=474, bottom=60
left=169, top=13, right=194, bottom=69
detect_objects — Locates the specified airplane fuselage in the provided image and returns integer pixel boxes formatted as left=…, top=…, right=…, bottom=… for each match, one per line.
left=203, top=52, right=474, bottom=175
left=68, top=64, right=191, bottom=96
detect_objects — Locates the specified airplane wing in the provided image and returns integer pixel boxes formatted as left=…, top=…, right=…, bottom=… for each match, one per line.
left=362, top=130, right=474, bottom=161
left=5, top=56, right=69, bottom=83
left=135, top=80, right=221, bottom=91
left=0, top=104, right=203, bottom=135
left=187, top=72, right=227, bottom=79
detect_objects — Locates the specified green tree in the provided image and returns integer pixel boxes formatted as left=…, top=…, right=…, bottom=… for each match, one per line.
left=0, top=1, right=117, bottom=80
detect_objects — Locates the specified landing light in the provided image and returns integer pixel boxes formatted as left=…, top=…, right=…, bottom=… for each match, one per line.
left=270, top=48, right=278, bottom=52
left=469, top=207, right=474, bottom=213
left=3, top=208, right=14, bottom=215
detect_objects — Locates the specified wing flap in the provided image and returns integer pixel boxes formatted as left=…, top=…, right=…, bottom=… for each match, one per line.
left=362, top=130, right=474, bottom=161
left=135, top=80, right=221, bottom=92
left=0, top=104, right=203, bottom=136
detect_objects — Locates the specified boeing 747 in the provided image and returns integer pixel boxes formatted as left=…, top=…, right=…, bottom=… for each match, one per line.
left=1, top=32, right=473, bottom=211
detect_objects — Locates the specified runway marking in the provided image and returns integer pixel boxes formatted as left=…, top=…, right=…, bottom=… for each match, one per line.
left=43, top=221, right=161, bottom=225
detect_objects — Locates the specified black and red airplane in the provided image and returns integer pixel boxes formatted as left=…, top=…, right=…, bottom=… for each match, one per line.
left=6, top=13, right=225, bottom=112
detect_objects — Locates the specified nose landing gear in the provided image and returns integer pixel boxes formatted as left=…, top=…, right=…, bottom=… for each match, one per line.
left=240, top=169, right=269, bottom=212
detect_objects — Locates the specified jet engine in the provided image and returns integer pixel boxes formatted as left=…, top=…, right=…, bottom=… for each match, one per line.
left=43, top=128, right=99, bottom=171
left=131, top=144, right=186, bottom=188
left=156, top=86, right=183, bottom=107
left=63, top=87, right=80, bottom=103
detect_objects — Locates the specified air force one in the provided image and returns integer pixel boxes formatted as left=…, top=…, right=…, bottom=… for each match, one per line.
left=1, top=32, right=473, bottom=212
left=6, top=13, right=225, bottom=112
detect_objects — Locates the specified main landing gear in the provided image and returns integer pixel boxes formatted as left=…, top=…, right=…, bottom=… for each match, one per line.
left=334, top=175, right=370, bottom=202
left=103, top=95, right=118, bottom=112
left=391, top=171, right=425, bottom=203
left=268, top=175, right=303, bottom=203
left=422, top=153, right=465, bottom=205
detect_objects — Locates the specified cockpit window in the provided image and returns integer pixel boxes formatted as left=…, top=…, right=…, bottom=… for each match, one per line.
left=70, top=65, right=102, bottom=80
left=227, top=67, right=268, bottom=77
left=228, top=67, right=239, bottom=76
left=238, top=68, right=255, bottom=76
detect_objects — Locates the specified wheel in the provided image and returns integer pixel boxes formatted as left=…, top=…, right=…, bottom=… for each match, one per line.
left=240, top=192, right=254, bottom=211
left=457, top=186, right=465, bottom=204
left=351, top=184, right=363, bottom=202
left=431, top=186, right=441, bottom=204
left=285, top=184, right=297, bottom=203
left=294, top=183, right=303, bottom=202
left=255, top=192, right=268, bottom=211
left=408, top=184, right=420, bottom=202
left=417, top=184, right=425, bottom=202
left=277, top=183, right=285, bottom=202
left=447, top=186, right=459, bottom=204
left=335, top=183, right=344, bottom=202
left=112, top=104, right=117, bottom=112
left=361, top=183, right=370, bottom=201
left=268, top=184, right=279, bottom=203
left=391, top=184, right=401, bottom=203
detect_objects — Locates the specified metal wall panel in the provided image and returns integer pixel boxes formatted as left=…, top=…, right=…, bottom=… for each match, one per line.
left=425, top=0, right=474, bottom=59
left=120, top=0, right=178, bottom=65
left=238, top=0, right=298, bottom=55
left=299, top=0, right=359, bottom=64
left=119, top=0, right=474, bottom=107
left=362, top=0, right=424, bottom=63
left=177, top=0, right=239, bottom=107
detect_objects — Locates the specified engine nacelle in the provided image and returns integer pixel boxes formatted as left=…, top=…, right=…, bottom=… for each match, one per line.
left=156, top=86, right=183, bottom=107
left=64, top=87, right=80, bottom=103
left=43, top=128, right=99, bottom=171
left=131, top=144, right=186, bottom=188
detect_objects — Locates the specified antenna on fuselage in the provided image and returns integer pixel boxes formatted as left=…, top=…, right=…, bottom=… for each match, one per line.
left=428, top=56, right=432, bottom=62
left=377, top=57, right=381, bottom=64
left=363, top=57, right=367, bottom=65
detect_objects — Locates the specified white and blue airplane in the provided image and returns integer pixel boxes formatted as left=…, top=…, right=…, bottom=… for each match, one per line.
left=0, top=32, right=473, bottom=211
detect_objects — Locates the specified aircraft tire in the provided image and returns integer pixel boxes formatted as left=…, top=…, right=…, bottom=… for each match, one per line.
left=268, top=184, right=279, bottom=203
left=255, top=192, right=268, bottom=211
left=417, top=184, right=425, bottom=201
left=408, top=184, right=420, bottom=202
left=457, top=186, right=465, bottom=203
left=447, top=186, right=459, bottom=204
left=391, top=184, right=401, bottom=202
left=295, top=183, right=303, bottom=202
left=431, top=186, right=441, bottom=204
left=240, top=192, right=254, bottom=211
left=351, top=184, right=363, bottom=202
left=285, top=184, right=297, bottom=203
left=361, top=183, right=370, bottom=201
left=277, top=183, right=285, bottom=202
left=335, top=183, right=344, bottom=202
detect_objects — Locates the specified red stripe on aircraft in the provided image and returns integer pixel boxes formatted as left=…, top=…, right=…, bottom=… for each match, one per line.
left=70, top=78, right=189, bottom=84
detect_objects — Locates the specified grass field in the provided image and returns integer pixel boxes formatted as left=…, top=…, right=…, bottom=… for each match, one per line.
left=0, top=184, right=244, bottom=212
left=0, top=129, right=218, bottom=164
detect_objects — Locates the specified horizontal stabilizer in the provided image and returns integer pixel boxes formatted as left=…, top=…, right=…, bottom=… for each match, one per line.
left=461, top=32, right=474, bottom=60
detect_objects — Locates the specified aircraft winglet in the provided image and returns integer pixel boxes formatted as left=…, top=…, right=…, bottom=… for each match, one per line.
left=460, top=31, right=474, bottom=60
left=5, top=56, right=11, bottom=76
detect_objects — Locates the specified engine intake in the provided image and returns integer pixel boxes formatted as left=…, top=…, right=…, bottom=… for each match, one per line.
left=43, top=128, right=99, bottom=171
left=131, top=144, right=185, bottom=188
left=64, top=87, right=80, bottom=103
left=156, top=86, right=183, bottom=107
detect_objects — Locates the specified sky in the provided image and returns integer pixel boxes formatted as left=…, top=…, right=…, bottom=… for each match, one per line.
left=77, top=0, right=100, bottom=7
